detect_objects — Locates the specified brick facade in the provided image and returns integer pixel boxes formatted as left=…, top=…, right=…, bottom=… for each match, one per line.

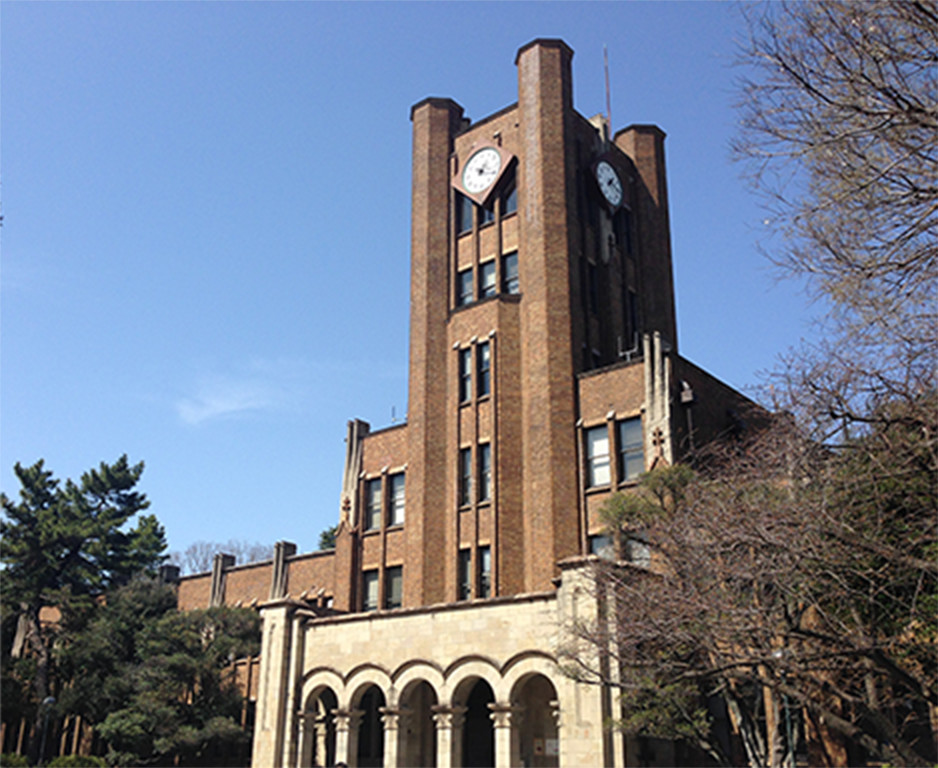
left=166, top=38, right=759, bottom=768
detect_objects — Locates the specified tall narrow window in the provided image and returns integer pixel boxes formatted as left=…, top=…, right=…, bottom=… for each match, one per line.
left=478, top=545, right=492, bottom=598
left=615, top=208, right=632, bottom=256
left=478, top=443, right=492, bottom=502
left=456, top=192, right=473, bottom=234
left=625, top=289, right=639, bottom=352
left=362, top=570, right=379, bottom=611
left=477, top=341, right=491, bottom=397
left=502, top=251, right=519, bottom=294
left=364, top=478, right=382, bottom=530
left=457, top=268, right=474, bottom=307
left=502, top=176, right=517, bottom=215
left=587, top=261, right=599, bottom=313
left=586, top=425, right=611, bottom=487
left=480, top=203, right=495, bottom=226
left=385, top=565, right=403, bottom=609
left=388, top=473, right=405, bottom=526
left=617, top=417, right=644, bottom=482
left=480, top=261, right=497, bottom=298
left=459, top=448, right=472, bottom=506
left=458, top=348, right=472, bottom=403
left=458, top=550, right=472, bottom=600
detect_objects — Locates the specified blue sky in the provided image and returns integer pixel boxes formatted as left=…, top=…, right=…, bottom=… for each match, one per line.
left=1, top=1, right=813, bottom=558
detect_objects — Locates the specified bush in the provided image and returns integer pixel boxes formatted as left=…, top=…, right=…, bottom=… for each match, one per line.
left=47, top=756, right=108, bottom=767
left=0, top=755, right=29, bottom=767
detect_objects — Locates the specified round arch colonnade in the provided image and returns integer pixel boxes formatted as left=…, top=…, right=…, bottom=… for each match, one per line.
left=297, top=653, right=561, bottom=768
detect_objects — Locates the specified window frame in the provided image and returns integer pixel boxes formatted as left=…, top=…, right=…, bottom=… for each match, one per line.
left=617, top=417, right=644, bottom=483
left=456, top=192, right=474, bottom=235
left=457, top=268, right=474, bottom=307
left=364, top=477, right=382, bottom=531
left=501, top=251, right=519, bottom=295
left=457, top=549, right=472, bottom=601
left=388, top=472, right=405, bottom=526
left=477, top=341, right=491, bottom=398
left=478, top=443, right=492, bottom=502
left=501, top=176, right=517, bottom=216
left=458, top=347, right=472, bottom=403
left=585, top=425, right=612, bottom=488
left=384, top=565, right=403, bottom=609
left=362, top=570, right=379, bottom=612
left=480, top=260, right=497, bottom=298
left=478, top=545, right=492, bottom=598
left=458, top=447, right=472, bottom=507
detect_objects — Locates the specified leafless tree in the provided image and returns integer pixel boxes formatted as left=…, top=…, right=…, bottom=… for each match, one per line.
left=563, top=409, right=936, bottom=766
left=734, top=0, right=937, bottom=441
left=169, top=539, right=274, bottom=575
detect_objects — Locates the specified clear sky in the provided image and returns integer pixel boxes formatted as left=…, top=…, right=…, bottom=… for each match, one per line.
left=1, top=1, right=813, bottom=559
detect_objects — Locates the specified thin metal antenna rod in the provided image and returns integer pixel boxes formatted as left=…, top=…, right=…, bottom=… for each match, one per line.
left=604, top=44, right=612, bottom=141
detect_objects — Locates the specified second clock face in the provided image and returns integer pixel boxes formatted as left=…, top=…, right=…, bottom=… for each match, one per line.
left=463, top=147, right=502, bottom=194
left=595, top=160, right=623, bottom=208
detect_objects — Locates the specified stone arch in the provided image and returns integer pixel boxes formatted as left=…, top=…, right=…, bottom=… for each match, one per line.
left=501, top=651, right=559, bottom=697
left=443, top=655, right=504, bottom=706
left=345, top=665, right=393, bottom=710
left=301, top=668, right=345, bottom=710
left=300, top=683, right=338, bottom=768
left=393, top=660, right=445, bottom=706
left=397, top=678, right=439, bottom=768
left=354, top=684, right=386, bottom=768
left=455, top=676, right=496, bottom=768
left=509, top=672, right=560, bottom=768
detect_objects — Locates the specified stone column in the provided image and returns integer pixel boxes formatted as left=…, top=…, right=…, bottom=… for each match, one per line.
left=379, top=707, right=410, bottom=768
left=296, top=711, right=315, bottom=768
left=489, top=703, right=522, bottom=768
left=313, top=714, right=329, bottom=767
left=432, top=705, right=467, bottom=768
left=333, top=709, right=363, bottom=768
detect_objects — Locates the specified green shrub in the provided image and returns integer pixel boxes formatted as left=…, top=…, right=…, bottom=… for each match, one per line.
left=0, top=755, right=29, bottom=767
left=47, top=756, right=108, bottom=767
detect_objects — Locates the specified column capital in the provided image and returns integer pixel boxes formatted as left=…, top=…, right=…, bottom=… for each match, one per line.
left=488, top=702, right=522, bottom=729
left=332, top=708, right=364, bottom=733
left=431, top=704, right=467, bottom=731
left=379, top=706, right=412, bottom=731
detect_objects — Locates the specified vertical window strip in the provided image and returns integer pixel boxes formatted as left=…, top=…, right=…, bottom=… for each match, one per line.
left=477, top=341, right=491, bottom=397
left=459, top=448, right=472, bottom=506
left=458, top=348, right=472, bottom=403
left=586, top=425, right=611, bottom=487
left=478, top=443, right=492, bottom=502
left=388, top=472, right=405, bottom=525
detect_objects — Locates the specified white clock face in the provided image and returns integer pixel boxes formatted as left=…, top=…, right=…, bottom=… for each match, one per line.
left=463, top=147, right=502, bottom=194
left=596, top=160, right=623, bottom=207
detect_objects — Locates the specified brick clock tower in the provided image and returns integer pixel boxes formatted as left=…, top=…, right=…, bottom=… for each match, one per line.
left=250, top=38, right=754, bottom=768
left=332, top=38, right=689, bottom=612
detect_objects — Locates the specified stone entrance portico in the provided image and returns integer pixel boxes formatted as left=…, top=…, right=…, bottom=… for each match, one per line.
left=252, top=560, right=620, bottom=768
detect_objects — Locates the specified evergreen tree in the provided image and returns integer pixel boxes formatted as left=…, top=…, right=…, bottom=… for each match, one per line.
left=0, top=456, right=166, bottom=762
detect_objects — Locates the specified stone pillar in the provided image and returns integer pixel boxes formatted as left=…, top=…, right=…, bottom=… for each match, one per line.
left=432, top=706, right=467, bottom=768
left=489, top=704, right=522, bottom=768
left=313, top=714, right=329, bottom=767
left=296, top=711, right=315, bottom=768
left=251, top=603, right=294, bottom=768
left=333, top=709, right=363, bottom=768
left=379, top=707, right=410, bottom=768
